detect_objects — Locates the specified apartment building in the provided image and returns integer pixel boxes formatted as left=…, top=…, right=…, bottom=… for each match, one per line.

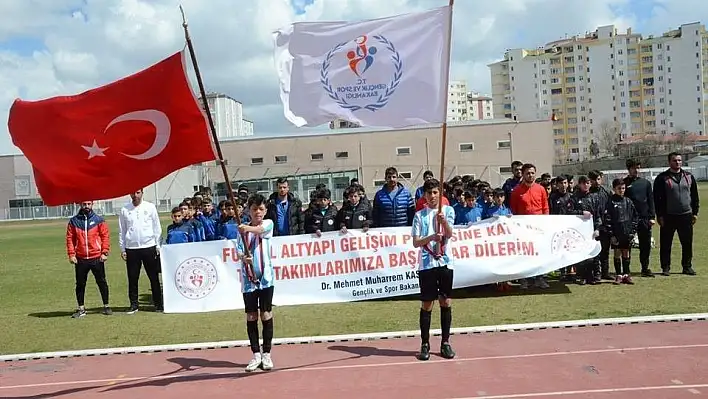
left=468, top=92, right=494, bottom=121
left=329, top=80, right=494, bottom=128
left=489, top=22, right=708, bottom=163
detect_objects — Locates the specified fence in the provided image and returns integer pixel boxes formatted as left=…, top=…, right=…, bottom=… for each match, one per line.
left=0, top=163, right=519, bottom=222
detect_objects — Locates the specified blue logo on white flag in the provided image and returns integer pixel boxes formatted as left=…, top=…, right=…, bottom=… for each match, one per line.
left=320, top=35, right=403, bottom=112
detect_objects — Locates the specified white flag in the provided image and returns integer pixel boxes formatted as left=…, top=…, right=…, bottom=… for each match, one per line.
left=273, top=6, right=452, bottom=129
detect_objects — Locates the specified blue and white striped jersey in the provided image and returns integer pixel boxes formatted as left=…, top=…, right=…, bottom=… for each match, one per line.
left=411, top=205, right=456, bottom=271
left=237, top=219, right=275, bottom=293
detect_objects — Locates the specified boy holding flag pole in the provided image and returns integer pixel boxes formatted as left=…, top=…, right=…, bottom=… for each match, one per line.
left=273, top=0, right=456, bottom=360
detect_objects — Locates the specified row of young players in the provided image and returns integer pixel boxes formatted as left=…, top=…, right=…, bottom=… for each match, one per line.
left=162, top=186, right=373, bottom=245
left=549, top=174, right=641, bottom=285
left=164, top=183, right=519, bottom=246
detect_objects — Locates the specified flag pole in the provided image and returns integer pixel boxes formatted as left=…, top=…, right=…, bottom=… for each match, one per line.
left=438, top=0, right=455, bottom=213
left=179, top=6, right=252, bottom=258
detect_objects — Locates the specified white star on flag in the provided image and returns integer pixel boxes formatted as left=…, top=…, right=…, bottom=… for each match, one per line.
left=82, top=139, right=108, bottom=159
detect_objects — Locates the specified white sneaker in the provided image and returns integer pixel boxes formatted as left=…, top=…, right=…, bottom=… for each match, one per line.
left=261, top=353, right=273, bottom=371
left=245, top=352, right=262, bottom=372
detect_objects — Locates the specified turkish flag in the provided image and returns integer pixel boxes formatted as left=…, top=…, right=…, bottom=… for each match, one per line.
left=8, top=50, right=217, bottom=206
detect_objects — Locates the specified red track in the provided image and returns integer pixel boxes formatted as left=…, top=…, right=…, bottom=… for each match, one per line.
left=1, top=321, right=707, bottom=399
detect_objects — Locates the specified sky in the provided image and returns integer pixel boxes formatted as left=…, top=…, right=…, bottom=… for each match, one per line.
left=0, top=0, right=707, bottom=155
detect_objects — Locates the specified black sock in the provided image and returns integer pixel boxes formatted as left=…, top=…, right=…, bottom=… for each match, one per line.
left=613, top=257, right=622, bottom=275
left=622, top=257, right=631, bottom=275
left=246, top=320, right=260, bottom=353
left=261, top=318, right=274, bottom=353
left=419, top=309, right=432, bottom=345
left=440, top=306, right=452, bottom=343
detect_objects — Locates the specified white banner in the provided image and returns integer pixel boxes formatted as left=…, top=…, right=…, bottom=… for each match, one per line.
left=160, top=216, right=601, bottom=313
left=273, top=6, right=451, bottom=129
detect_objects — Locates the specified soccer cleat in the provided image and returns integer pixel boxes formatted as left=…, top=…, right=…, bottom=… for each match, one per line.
left=622, top=274, right=634, bottom=285
left=126, top=305, right=139, bottom=315
left=71, top=309, right=86, bottom=318
left=440, top=342, right=456, bottom=359
left=102, top=307, right=113, bottom=315
left=261, top=353, right=274, bottom=371
left=683, top=267, right=696, bottom=276
left=417, top=343, right=430, bottom=361
left=245, top=352, right=262, bottom=372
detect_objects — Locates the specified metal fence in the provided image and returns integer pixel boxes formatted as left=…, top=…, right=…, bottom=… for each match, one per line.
left=0, top=163, right=519, bottom=222
left=0, top=202, right=176, bottom=222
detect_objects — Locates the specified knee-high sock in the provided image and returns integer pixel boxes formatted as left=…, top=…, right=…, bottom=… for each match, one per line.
left=261, top=318, right=274, bottom=353
left=246, top=320, right=260, bottom=353
left=419, top=309, right=432, bottom=345
left=613, top=257, right=622, bottom=275
left=622, top=257, right=631, bottom=275
left=440, top=306, right=452, bottom=343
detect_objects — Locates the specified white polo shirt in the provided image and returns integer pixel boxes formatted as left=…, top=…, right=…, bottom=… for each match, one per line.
left=118, top=200, right=162, bottom=251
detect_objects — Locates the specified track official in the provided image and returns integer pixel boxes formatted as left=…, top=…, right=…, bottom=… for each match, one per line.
left=118, top=189, right=164, bottom=313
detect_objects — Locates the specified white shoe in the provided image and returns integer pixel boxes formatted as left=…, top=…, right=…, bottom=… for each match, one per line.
left=245, top=352, right=262, bottom=372
left=261, top=353, right=273, bottom=371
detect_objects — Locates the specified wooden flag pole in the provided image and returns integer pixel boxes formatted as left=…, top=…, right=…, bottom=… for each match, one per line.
left=437, top=0, right=455, bottom=213
left=179, top=6, right=251, bottom=258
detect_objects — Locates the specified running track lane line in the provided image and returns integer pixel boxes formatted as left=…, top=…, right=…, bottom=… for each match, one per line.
left=2, top=342, right=708, bottom=391
left=446, top=384, right=708, bottom=398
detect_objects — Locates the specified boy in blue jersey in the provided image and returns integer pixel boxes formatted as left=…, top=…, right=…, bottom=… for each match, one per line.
left=179, top=201, right=205, bottom=242
left=412, top=178, right=456, bottom=361
left=454, top=191, right=483, bottom=225
left=195, top=197, right=219, bottom=240
left=484, top=189, right=512, bottom=218
left=237, top=194, right=276, bottom=372
left=216, top=201, right=241, bottom=240
left=165, top=207, right=196, bottom=244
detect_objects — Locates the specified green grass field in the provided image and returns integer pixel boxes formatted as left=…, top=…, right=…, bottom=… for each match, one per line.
left=1, top=191, right=707, bottom=355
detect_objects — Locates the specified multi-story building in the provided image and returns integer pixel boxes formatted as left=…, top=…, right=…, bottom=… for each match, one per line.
left=330, top=80, right=493, bottom=128
left=0, top=119, right=553, bottom=219
left=468, top=92, right=494, bottom=121
left=198, top=92, right=254, bottom=138
left=447, top=80, right=469, bottom=121
left=489, top=22, right=708, bottom=163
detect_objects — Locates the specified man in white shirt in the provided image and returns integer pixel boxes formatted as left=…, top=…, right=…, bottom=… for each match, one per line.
left=118, top=188, right=163, bottom=313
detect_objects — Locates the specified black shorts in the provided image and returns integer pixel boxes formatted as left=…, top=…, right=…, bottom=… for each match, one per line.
left=611, top=235, right=632, bottom=250
left=418, top=266, right=454, bottom=302
left=242, top=286, right=274, bottom=313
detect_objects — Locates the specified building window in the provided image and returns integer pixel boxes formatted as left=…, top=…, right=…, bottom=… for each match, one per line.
left=497, top=140, right=511, bottom=149
left=459, top=143, right=474, bottom=152
left=251, top=157, right=263, bottom=165
left=396, top=147, right=411, bottom=156
left=373, top=179, right=386, bottom=186
left=398, top=171, right=413, bottom=179
left=499, top=166, right=513, bottom=174
left=310, top=153, right=324, bottom=161
left=335, top=151, right=349, bottom=159
left=274, top=155, right=288, bottom=164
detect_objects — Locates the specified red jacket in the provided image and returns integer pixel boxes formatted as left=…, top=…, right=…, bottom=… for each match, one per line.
left=66, top=211, right=110, bottom=260
left=510, top=183, right=549, bottom=215
left=415, top=195, right=450, bottom=212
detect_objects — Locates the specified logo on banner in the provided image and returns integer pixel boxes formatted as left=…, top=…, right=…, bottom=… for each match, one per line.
left=550, top=228, right=589, bottom=254
left=175, top=257, right=219, bottom=300
left=320, top=34, right=403, bottom=112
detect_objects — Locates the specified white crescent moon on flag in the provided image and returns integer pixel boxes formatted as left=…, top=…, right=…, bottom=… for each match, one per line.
left=104, top=109, right=171, bottom=160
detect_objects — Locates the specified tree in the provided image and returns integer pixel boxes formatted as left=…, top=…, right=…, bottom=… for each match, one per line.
left=599, top=120, right=623, bottom=157
left=673, top=129, right=694, bottom=152
left=589, top=140, right=600, bottom=159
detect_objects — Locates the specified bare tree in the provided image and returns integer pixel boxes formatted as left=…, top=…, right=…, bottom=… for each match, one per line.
left=673, top=129, right=694, bottom=152
left=589, top=139, right=600, bottom=159
left=599, top=120, right=623, bottom=157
